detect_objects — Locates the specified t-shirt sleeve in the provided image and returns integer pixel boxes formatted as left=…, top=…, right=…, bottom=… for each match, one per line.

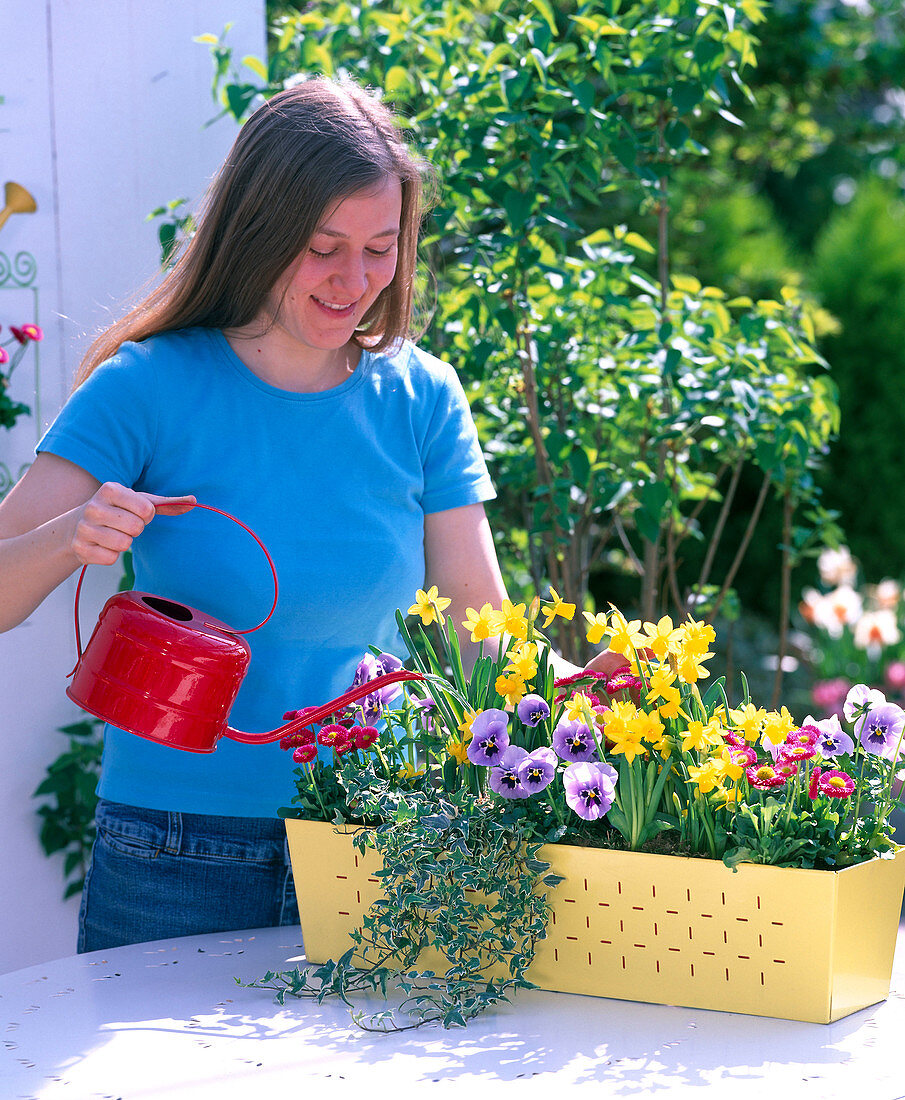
left=36, top=343, right=159, bottom=489
left=418, top=357, right=496, bottom=515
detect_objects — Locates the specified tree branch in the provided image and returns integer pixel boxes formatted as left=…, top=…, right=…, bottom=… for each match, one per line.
left=705, top=470, right=772, bottom=625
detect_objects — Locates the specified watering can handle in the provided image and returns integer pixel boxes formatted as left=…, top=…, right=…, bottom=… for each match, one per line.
left=70, top=501, right=279, bottom=668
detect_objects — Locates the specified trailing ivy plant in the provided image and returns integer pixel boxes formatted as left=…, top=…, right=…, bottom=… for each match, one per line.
left=244, top=776, right=558, bottom=1030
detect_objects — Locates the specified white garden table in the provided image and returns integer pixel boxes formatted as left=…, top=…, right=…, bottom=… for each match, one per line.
left=2, top=924, right=904, bottom=1098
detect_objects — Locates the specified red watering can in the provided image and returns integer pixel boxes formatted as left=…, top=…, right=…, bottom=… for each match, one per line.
left=66, top=502, right=424, bottom=753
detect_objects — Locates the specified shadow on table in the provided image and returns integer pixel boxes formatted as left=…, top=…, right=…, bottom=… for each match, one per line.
left=7, top=930, right=894, bottom=1092
left=223, top=981, right=889, bottom=1089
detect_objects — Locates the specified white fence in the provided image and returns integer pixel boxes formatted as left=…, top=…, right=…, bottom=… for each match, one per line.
left=0, top=0, right=265, bottom=974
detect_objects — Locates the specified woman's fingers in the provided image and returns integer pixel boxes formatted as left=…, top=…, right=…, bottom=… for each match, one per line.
left=146, top=493, right=197, bottom=517
left=70, top=484, right=196, bottom=564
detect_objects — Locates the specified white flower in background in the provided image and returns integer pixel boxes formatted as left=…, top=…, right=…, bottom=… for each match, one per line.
left=869, top=578, right=902, bottom=611
left=817, top=546, right=858, bottom=587
left=854, top=609, right=901, bottom=657
left=807, top=585, right=863, bottom=638
left=799, top=587, right=823, bottom=624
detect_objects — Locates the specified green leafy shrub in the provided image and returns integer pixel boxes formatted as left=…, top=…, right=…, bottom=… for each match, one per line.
left=33, top=717, right=103, bottom=899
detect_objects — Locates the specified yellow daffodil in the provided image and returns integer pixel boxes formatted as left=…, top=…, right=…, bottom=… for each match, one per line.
left=397, top=763, right=425, bottom=780
left=629, top=708, right=665, bottom=745
left=713, top=784, right=740, bottom=809
left=463, top=603, right=505, bottom=642
left=511, top=641, right=539, bottom=665
left=408, top=585, right=451, bottom=626
left=457, top=709, right=480, bottom=740
left=678, top=618, right=716, bottom=657
left=676, top=651, right=712, bottom=684
left=717, top=746, right=744, bottom=782
left=600, top=699, right=638, bottom=739
left=583, top=610, right=608, bottom=645
left=506, top=650, right=538, bottom=681
left=607, top=726, right=646, bottom=764
left=761, top=706, right=795, bottom=751
left=605, top=610, right=647, bottom=657
left=447, top=740, right=470, bottom=766
left=729, top=702, right=766, bottom=743
left=641, top=615, right=683, bottom=661
left=681, top=720, right=708, bottom=753
left=687, top=760, right=721, bottom=794
left=499, top=599, right=529, bottom=640
left=681, top=718, right=723, bottom=754
left=565, top=691, right=594, bottom=722
left=540, top=587, right=576, bottom=627
left=655, top=686, right=685, bottom=721
left=495, top=672, right=527, bottom=705
left=646, top=664, right=677, bottom=698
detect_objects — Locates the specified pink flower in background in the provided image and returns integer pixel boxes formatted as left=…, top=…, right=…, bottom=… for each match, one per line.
left=886, top=662, right=905, bottom=692
left=9, top=323, right=42, bottom=343
left=811, top=678, right=850, bottom=715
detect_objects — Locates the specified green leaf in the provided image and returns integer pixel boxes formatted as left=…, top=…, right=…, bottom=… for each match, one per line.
left=530, top=0, right=558, bottom=36
left=241, top=54, right=268, bottom=82
left=502, top=189, right=535, bottom=228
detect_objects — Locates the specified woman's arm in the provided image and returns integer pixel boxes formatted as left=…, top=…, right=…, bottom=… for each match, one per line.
left=423, top=503, right=626, bottom=681
left=423, top=502, right=508, bottom=671
left=0, top=452, right=194, bottom=632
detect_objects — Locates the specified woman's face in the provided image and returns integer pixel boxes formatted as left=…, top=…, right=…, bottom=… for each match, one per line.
left=266, top=175, right=402, bottom=352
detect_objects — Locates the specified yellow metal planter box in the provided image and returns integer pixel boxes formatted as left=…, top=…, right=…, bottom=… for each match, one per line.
left=285, top=818, right=905, bottom=1024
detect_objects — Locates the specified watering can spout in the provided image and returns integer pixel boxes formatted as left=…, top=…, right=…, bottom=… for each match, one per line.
left=224, top=669, right=426, bottom=745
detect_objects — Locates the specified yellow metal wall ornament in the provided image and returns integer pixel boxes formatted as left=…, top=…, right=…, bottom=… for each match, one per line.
left=0, top=182, right=37, bottom=236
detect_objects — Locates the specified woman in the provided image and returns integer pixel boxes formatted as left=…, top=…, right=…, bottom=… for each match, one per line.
left=0, top=77, right=619, bottom=952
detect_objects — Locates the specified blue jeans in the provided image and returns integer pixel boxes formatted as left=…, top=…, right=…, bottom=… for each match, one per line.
left=78, top=799, right=299, bottom=953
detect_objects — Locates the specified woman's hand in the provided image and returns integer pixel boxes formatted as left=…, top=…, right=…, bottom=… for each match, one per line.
left=584, top=647, right=634, bottom=682
left=70, top=482, right=196, bottom=566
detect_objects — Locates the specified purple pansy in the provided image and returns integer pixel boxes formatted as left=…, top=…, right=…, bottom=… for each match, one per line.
left=351, top=652, right=405, bottom=721
left=516, top=747, right=558, bottom=794
left=843, top=684, right=886, bottom=723
left=467, top=708, right=510, bottom=766
left=376, top=652, right=404, bottom=677
left=412, top=694, right=437, bottom=731
left=802, top=714, right=855, bottom=758
left=552, top=718, right=598, bottom=762
left=489, top=746, right=530, bottom=799
left=517, top=694, right=551, bottom=728
left=562, top=762, right=616, bottom=821
left=855, top=702, right=905, bottom=759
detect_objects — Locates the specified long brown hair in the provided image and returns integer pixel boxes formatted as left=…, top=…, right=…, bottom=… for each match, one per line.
left=74, top=77, right=433, bottom=386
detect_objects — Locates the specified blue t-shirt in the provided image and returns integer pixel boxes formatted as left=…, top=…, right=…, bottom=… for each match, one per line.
left=39, top=328, right=494, bottom=817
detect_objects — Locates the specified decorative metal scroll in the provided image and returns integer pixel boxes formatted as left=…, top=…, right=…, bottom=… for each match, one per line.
left=0, top=249, right=37, bottom=289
